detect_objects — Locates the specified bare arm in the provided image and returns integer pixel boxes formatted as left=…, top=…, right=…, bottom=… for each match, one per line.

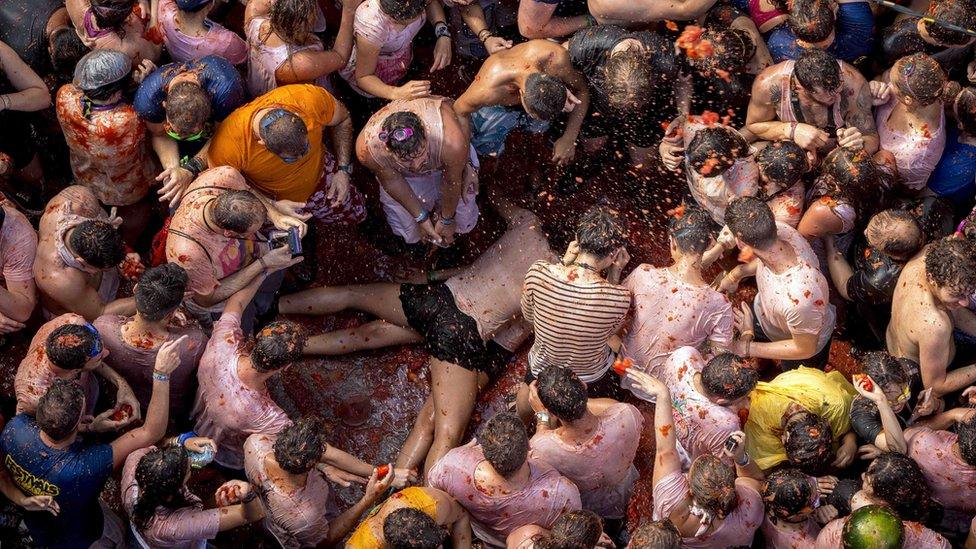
left=951, top=307, right=976, bottom=338
left=824, top=236, right=853, bottom=300
left=327, top=103, right=354, bottom=169
left=517, top=0, right=589, bottom=39
left=747, top=332, right=820, bottom=361
left=147, top=122, right=182, bottom=172
left=913, top=407, right=976, bottom=431
left=216, top=498, right=265, bottom=531
left=193, top=260, right=266, bottom=308
left=276, top=2, right=359, bottom=84
left=556, top=64, right=590, bottom=144
left=842, top=71, right=879, bottom=154
left=322, top=444, right=373, bottom=477
left=746, top=73, right=792, bottom=142
left=0, top=279, right=36, bottom=323
left=221, top=269, right=268, bottom=317
left=0, top=41, right=51, bottom=112
left=42, top=272, right=135, bottom=321
left=918, top=325, right=976, bottom=397
left=354, top=38, right=404, bottom=100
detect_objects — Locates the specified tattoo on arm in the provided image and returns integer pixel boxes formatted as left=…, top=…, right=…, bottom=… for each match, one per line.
left=846, top=82, right=878, bottom=135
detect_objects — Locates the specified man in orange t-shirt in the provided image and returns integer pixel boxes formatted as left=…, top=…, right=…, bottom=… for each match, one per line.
left=207, top=84, right=365, bottom=226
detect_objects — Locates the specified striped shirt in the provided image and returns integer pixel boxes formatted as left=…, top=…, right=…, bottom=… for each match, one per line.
left=521, top=260, right=632, bottom=382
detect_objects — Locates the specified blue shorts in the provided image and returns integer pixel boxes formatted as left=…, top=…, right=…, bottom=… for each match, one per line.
left=470, top=105, right=550, bottom=157
left=765, top=1, right=874, bottom=62
left=929, top=126, right=976, bottom=204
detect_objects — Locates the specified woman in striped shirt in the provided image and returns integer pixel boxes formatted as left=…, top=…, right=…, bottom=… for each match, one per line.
left=517, top=205, right=632, bottom=422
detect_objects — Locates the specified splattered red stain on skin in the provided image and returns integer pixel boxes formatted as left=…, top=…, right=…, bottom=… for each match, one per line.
left=659, top=425, right=672, bottom=437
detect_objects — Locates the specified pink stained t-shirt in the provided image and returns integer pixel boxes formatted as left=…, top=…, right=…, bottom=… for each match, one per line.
left=191, top=311, right=292, bottom=469
left=157, top=0, right=247, bottom=65
left=243, top=434, right=334, bottom=549
left=122, top=447, right=221, bottom=549
left=0, top=202, right=38, bottom=285
left=906, top=426, right=976, bottom=513
left=754, top=222, right=836, bottom=353
left=427, top=442, right=581, bottom=547
left=13, top=313, right=98, bottom=415
left=445, top=208, right=558, bottom=351
left=339, top=0, right=425, bottom=96
left=815, top=516, right=950, bottom=549
left=652, top=471, right=763, bottom=548
left=761, top=515, right=820, bottom=549
left=620, top=265, right=733, bottom=383
left=528, top=402, right=642, bottom=519
left=660, top=347, right=744, bottom=463
left=875, top=96, right=946, bottom=191
left=683, top=122, right=761, bottom=224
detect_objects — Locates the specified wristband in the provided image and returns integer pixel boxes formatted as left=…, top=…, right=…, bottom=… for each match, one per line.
left=337, top=163, right=354, bottom=175
left=434, top=22, right=451, bottom=39
left=438, top=215, right=455, bottom=226
left=735, top=451, right=751, bottom=467
left=478, top=29, right=493, bottom=42
left=153, top=370, right=170, bottom=382
left=414, top=210, right=430, bottom=223
left=584, top=14, right=596, bottom=27
left=177, top=431, right=198, bottom=446
left=241, top=491, right=258, bottom=503
left=181, top=155, right=206, bottom=177
left=745, top=340, right=751, bottom=357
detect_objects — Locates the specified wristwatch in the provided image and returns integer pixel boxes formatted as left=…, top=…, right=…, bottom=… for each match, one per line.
left=535, top=411, right=551, bottom=427
left=337, top=163, right=354, bottom=175
left=435, top=22, right=451, bottom=39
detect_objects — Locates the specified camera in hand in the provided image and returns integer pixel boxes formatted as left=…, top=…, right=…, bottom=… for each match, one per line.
left=269, top=227, right=303, bottom=256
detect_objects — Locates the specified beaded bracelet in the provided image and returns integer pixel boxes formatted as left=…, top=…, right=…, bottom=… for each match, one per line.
left=152, top=370, right=170, bottom=382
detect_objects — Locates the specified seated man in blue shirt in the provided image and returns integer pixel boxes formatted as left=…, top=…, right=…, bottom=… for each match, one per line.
left=134, top=55, right=246, bottom=205
left=0, top=336, right=185, bottom=549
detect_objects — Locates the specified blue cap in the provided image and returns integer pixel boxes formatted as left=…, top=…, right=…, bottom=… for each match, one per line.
left=175, top=0, right=211, bottom=12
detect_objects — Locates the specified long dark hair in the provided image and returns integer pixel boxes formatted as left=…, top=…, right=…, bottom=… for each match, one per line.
left=91, top=0, right=135, bottom=35
left=132, top=446, right=192, bottom=531
left=866, top=453, right=940, bottom=525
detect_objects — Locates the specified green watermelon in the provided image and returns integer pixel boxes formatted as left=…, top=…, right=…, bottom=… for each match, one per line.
left=842, top=505, right=905, bottom=549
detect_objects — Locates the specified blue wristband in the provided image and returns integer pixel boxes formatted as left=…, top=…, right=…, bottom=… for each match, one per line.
left=177, top=431, right=198, bottom=446
left=414, top=210, right=430, bottom=223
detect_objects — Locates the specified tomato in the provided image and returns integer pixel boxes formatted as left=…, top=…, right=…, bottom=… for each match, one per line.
left=376, top=464, right=391, bottom=478
left=613, top=357, right=633, bottom=376
left=110, top=404, right=133, bottom=422
left=854, top=374, right=874, bottom=393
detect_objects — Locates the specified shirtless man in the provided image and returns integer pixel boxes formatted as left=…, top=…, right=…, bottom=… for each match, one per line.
left=34, top=185, right=136, bottom=321
left=887, top=237, right=976, bottom=399
left=357, top=97, right=479, bottom=247
left=0, top=198, right=38, bottom=333
left=746, top=48, right=878, bottom=158
left=587, top=0, right=721, bottom=27
left=453, top=40, right=589, bottom=167
left=346, top=487, right=472, bottom=548
left=527, top=366, right=642, bottom=522
left=427, top=412, right=581, bottom=547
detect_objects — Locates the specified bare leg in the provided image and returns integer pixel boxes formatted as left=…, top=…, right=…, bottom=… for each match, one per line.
left=303, top=320, right=423, bottom=355
left=396, top=397, right=434, bottom=471
left=279, top=282, right=410, bottom=326
left=423, top=358, right=488, bottom=476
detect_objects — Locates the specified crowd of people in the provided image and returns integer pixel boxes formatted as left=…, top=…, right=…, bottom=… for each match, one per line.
left=2, top=0, right=976, bottom=546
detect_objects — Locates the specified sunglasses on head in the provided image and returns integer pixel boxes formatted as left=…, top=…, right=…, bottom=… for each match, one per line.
left=260, top=108, right=309, bottom=164
left=82, top=323, right=103, bottom=358
left=164, top=120, right=207, bottom=142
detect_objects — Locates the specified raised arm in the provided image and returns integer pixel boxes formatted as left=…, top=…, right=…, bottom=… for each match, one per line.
left=627, top=370, right=681, bottom=484
left=551, top=61, right=590, bottom=166
left=841, top=68, right=879, bottom=154
left=320, top=470, right=395, bottom=547
left=824, top=236, right=853, bottom=300
left=0, top=40, right=51, bottom=112
left=277, top=0, right=362, bottom=85
left=853, top=376, right=907, bottom=454
left=518, top=0, right=590, bottom=39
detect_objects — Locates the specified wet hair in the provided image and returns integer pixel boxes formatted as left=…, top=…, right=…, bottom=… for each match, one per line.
left=881, top=18, right=929, bottom=65
left=627, top=520, right=681, bottom=549
left=84, top=78, right=127, bottom=102
left=691, top=29, right=756, bottom=72
left=68, top=219, right=125, bottom=269
left=903, top=196, right=953, bottom=243
left=383, top=507, right=445, bottom=549
left=701, top=353, right=758, bottom=401
left=687, top=125, right=747, bottom=177
left=762, top=468, right=816, bottom=520
left=50, top=28, right=90, bottom=82
left=725, top=197, right=778, bottom=250
left=45, top=324, right=98, bottom=370
left=380, top=111, right=427, bottom=160
left=258, top=109, right=308, bottom=157
left=135, top=264, right=188, bottom=321
left=268, top=0, right=316, bottom=44
left=925, top=237, right=976, bottom=297
left=860, top=351, right=910, bottom=396
left=537, top=366, right=587, bottom=422
left=783, top=410, right=834, bottom=473
left=866, top=452, right=937, bottom=523
left=825, top=477, right=862, bottom=517
left=132, top=446, right=191, bottom=531
left=90, top=0, right=135, bottom=33
left=212, top=190, right=266, bottom=234
left=956, top=415, right=976, bottom=467
left=756, top=140, right=806, bottom=191
left=165, top=82, right=212, bottom=137
left=891, top=54, right=947, bottom=106
left=689, top=455, right=738, bottom=517
left=36, top=379, right=84, bottom=441
left=523, top=73, right=568, bottom=122
left=378, top=0, right=428, bottom=22
left=794, top=48, right=841, bottom=93
left=537, top=510, right=603, bottom=549
left=480, top=412, right=528, bottom=477
left=670, top=205, right=715, bottom=255
left=865, top=210, right=923, bottom=260
left=788, top=0, right=835, bottom=43
left=575, top=205, right=626, bottom=258
left=953, top=87, right=976, bottom=136
left=252, top=321, right=307, bottom=372
left=818, top=147, right=879, bottom=209
left=603, top=50, right=654, bottom=114
left=922, top=0, right=976, bottom=46
left=274, top=416, right=329, bottom=474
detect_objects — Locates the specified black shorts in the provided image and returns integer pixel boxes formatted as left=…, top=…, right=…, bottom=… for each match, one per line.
left=524, top=364, right=626, bottom=401
left=399, top=283, right=513, bottom=379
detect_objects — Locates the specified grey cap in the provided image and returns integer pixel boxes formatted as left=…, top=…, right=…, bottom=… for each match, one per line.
left=73, top=49, right=131, bottom=91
